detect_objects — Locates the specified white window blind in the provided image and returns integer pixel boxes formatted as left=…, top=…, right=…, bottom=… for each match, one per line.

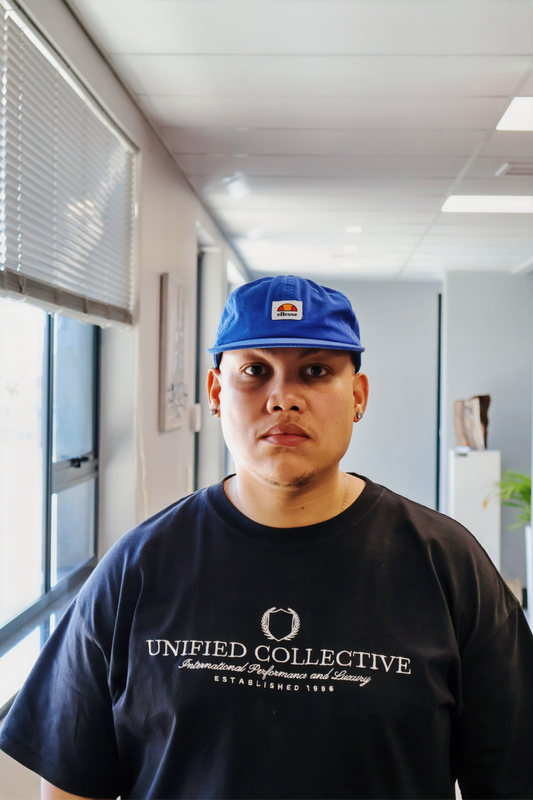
left=0, top=2, right=135, bottom=324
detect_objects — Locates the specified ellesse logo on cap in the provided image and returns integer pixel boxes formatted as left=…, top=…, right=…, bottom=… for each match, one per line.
left=271, top=300, right=303, bottom=320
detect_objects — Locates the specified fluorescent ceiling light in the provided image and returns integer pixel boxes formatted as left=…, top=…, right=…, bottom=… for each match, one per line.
left=497, top=97, right=533, bottom=131
left=442, top=196, right=533, bottom=213
left=494, top=162, right=509, bottom=177
left=223, top=172, right=249, bottom=199
left=346, top=226, right=363, bottom=234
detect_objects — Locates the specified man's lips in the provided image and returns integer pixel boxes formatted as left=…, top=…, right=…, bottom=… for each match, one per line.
left=261, top=425, right=311, bottom=447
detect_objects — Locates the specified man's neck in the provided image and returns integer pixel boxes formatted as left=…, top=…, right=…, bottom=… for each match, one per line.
left=224, top=470, right=366, bottom=528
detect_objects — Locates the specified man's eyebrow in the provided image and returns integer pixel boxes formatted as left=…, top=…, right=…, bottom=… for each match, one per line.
left=298, top=348, right=323, bottom=358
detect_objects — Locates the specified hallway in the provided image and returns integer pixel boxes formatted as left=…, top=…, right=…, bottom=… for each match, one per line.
left=1, top=1, right=532, bottom=796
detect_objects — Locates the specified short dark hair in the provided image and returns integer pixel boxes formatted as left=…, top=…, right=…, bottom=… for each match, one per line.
left=351, top=352, right=361, bottom=373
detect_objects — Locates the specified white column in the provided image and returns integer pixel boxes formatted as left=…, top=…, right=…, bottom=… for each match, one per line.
left=197, top=247, right=227, bottom=489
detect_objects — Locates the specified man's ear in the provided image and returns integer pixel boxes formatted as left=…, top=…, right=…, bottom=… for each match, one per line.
left=352, top=372, right=369, bottom=421
left=207, top=368, right=222, bottom=409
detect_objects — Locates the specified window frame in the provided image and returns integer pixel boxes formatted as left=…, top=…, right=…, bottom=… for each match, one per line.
left=0, top=312, right=100, bottom=647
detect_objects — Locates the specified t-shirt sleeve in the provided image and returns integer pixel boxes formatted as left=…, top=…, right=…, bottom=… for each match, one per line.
left=0, top=598, right=122, bottom=799
left=454, top=604, right=533, bottom=799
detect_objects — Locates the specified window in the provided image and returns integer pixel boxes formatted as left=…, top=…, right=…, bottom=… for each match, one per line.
left=0, top=298, right=99, bottom=640
left=0, top=0, right=133, bottom=713
left=0, top=1, right=136, bottom=322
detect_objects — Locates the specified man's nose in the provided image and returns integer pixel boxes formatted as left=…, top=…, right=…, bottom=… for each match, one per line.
left=265, top=375, right=305, bottom=413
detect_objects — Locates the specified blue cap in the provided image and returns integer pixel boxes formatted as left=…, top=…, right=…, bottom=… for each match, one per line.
left=207, top=275, right=364, bottom=369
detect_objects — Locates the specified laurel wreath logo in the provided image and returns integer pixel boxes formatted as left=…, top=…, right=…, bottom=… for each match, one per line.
left=261, top=607, right=301, bottom=641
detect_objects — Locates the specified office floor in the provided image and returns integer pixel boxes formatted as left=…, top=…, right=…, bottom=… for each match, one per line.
left=0, top=748, right=39, bottom=799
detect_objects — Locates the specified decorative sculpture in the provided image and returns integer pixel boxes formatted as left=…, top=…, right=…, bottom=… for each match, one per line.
left=454, top=395, right=490, bottom=450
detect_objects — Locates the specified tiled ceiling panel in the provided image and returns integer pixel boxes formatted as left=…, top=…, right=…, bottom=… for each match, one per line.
left=159, top=128, right=483, bottom=158
left=481, top=132, right=533, bottom=159
left=189, top=178, right=448, bottom=205
left=67, top=0, right=533, bottom=280
left=109, top=54, right=531, bottom=97
left=177, top=155, right=468, bottom=179
left=137, top=95, right=506, bottom=129
left=65, top=1, right=533, bottom=55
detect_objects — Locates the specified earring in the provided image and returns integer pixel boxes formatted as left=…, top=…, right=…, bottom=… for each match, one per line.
left=356, top=411, right=364, bottom=420
left=210, top=407, right=219, bottom=416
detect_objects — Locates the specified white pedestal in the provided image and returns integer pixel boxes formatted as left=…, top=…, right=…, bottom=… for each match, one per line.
left=526, top=526, right=533, bottom=628
left=448, top=450, right=501, bottom=571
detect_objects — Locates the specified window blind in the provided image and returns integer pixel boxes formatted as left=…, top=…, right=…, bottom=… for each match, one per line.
left=0, top=2, right=135, bottom=325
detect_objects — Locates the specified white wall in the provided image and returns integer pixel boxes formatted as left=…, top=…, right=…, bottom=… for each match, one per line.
left=197, top=249, right=228, bottom=488
left=441, top=271, right=533, bottom=584
left=326, top=280, right=441, bottom=509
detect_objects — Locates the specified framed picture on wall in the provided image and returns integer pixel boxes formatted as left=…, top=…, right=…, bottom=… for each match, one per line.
left=159, top=272, right=188, bottom=432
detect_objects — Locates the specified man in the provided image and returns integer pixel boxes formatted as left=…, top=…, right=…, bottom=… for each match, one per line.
left=1, top=275, right=533, bottom=799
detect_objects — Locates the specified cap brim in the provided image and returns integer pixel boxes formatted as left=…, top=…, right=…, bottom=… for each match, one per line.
left=207, top=337, right=365, bottom=354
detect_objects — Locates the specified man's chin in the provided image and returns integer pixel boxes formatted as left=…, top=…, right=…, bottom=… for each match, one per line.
left=255, top=467, right=316, bottom=490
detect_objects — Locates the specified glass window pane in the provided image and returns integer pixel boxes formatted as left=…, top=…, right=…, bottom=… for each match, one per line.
left=0, top=298, right=47, bottom=626
left=53, top=316, right=94, bottom=463
left=51, top=479, right=95, bottom=588
left=0, top=626, right=40, bottom=708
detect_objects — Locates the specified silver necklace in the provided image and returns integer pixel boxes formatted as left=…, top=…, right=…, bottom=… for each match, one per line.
left=341, top=472, right=348, bottom=513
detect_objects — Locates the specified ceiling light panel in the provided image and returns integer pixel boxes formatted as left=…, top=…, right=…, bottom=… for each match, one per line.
left=497, top=97, right=533, bottom=131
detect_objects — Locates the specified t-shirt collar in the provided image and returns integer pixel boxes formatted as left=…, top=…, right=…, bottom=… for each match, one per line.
left=207, top=473, right=383, bottom=546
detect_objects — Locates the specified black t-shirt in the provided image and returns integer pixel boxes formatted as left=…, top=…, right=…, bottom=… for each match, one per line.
left=1, top=477, right=533, bottom=799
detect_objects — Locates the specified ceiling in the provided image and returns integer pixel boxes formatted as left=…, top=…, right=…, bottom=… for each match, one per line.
left=68, top=0, right=533, bottom=281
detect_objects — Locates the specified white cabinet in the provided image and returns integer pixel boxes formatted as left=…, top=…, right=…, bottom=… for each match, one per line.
left=448, top=450, right=501, bottom=571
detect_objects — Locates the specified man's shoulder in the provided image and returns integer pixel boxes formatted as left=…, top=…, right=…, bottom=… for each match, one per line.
left=109, top=484, right=217, bottom=559
left=365, top=478, right=509, bottom=577
left=373, top=480, right=479, bottom=544
left=368, top=480, right=521, bottom=643
left=74, top=485, right=219, bottom=615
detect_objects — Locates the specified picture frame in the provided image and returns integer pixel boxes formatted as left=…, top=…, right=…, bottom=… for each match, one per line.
left=158, top=273, right=187, bottom=432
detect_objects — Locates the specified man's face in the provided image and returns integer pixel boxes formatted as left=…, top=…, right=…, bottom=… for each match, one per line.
left=207, top=347, right=368, bottom=489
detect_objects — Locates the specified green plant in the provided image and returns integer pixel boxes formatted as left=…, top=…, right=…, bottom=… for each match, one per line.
left=486, top=470, right=531, bottom=529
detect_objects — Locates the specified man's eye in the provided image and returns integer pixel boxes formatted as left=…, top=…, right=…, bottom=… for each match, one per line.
left=304, top=365, right=327, bottom=377
left=243, top=364, right=265, bottom=376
